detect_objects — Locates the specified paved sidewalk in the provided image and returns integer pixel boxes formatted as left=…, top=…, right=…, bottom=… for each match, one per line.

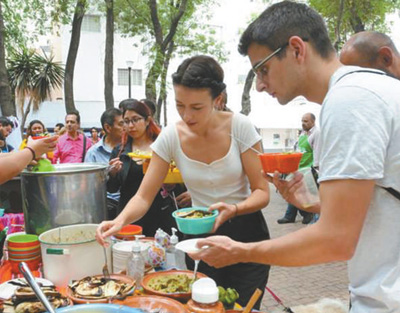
left=259, top=187, right=349, bottom=312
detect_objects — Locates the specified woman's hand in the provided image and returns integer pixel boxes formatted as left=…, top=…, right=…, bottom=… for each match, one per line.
left=208, top=202, right=237, bottom=233
left=109, top=157, right=123, bottom=176
left=95, top=220, right=123, bottom=247
left=27, top=136, right=58, bottom=158
left=176, top=191, right=192, bottom=208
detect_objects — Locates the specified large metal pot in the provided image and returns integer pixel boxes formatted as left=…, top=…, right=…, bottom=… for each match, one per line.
left=21, top=163, right=108, bottom=235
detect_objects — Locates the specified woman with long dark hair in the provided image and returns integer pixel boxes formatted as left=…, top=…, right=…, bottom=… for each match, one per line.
left=98, top=56, right=270, bottom=308
left=107, top=99, right=178, bottom=236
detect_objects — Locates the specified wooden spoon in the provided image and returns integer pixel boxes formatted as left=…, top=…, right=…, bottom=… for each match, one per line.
left=242, top=288, right=262, bottom=313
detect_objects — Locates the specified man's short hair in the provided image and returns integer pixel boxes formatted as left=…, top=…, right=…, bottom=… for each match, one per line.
left=238, top=1, right=335, bottom=59
left=66, top=110, right=80, bottom=124
left=0, top=117, right=12, bottom=127
left=55, top=123, right=64, bottom=129
left=100, top=108, right=122, bottom=132
left=141, top=99, right=156, bottom=116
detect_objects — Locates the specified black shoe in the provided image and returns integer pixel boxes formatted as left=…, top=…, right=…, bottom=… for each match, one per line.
left=277, top=217, right=295, bottom=224
left=302, top=214, right=313, bottom=224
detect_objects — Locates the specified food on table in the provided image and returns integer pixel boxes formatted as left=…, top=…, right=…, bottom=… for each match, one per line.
left=3, top=285, right=69, bottom=313
left=68, top=276, right=134, bottom=300
left=218, top=286, right=239, bottom=309
left=176, top=210, right=213, bottom=219
left=147, top=274, right=192, bottom=293
left=47, top=230, right=96, bottom=244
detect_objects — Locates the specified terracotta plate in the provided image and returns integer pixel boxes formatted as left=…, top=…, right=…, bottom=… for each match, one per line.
left=66, top=274, right=135, bottom=304
left=141, top=269, right=207, bottom=302
left=114, top=295, right=187, bottom=313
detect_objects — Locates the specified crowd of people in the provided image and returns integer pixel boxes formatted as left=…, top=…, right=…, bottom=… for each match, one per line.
left=1, top=1, right=400, bottom=311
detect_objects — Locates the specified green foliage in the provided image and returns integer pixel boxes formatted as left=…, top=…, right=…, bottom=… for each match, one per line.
left=7, top=49, right=64, bottom=112
left=114, top=0, right=227, bottom=63
left=1, top=0, right=74, bottom=53
left=308, top=0, right=400, bottom=45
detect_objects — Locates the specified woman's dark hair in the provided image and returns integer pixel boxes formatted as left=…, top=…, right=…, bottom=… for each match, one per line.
left=27, top=120, right=46, bottom=137
left=238, top=1, right=335, bottom=59
left=172, top=55, right=226, bottom=99
left=122, top=99, right=160, bottom=141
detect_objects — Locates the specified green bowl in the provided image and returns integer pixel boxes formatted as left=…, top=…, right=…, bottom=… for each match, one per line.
left=172, top=207, right=218, bottom=235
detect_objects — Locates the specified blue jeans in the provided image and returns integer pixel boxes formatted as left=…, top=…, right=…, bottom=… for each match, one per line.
left=284, top=203, right=312, bottom=221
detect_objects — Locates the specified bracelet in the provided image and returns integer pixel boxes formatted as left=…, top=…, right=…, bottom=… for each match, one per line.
left=233, top=204, right=239, bottom=217
left=24, top=146, right=36, bottom=160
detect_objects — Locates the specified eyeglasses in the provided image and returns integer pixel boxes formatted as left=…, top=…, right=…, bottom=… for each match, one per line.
left=252, top=43, right=288, bottom=78
left=252, top=38, right=308, bottom=79
left=124, top=117, right=144, bottom=125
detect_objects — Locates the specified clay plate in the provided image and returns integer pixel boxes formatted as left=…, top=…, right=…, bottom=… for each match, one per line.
left=66, top=274, right=135, bottom=304
left=141, top=269, right=207, bottom=302
left=113, top=294, right=187, bottom=312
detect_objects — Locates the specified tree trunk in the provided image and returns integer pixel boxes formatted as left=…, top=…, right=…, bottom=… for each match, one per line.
left=104, top=0, right=114, bottom=110
left=20, top=99, right=32, bottom=136
left=64, top=0, right=87, bottom=113
left=349, top=1, right=365, bottom=33
left=0, top=1, right=15, bottom=116
left=145, top=46, right=164, bottom=103
left=156, top=41, right=174, bottom=125
left=333, top=0, right=345, bottom=51
left=240, top=70, right=255, bottom=116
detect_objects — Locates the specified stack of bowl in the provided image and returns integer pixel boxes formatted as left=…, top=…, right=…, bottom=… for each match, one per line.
left=7, top=234, right=41, bottom=273
left=114, top=225, right=142, bottom=241
left=112, top=239, right=154, bottom=273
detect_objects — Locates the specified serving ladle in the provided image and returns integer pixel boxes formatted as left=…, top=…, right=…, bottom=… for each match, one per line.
left=18, top=262, right=56, bottom=313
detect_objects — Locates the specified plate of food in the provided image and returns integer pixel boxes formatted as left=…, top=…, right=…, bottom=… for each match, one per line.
left=127, top=150, right=152, bottom=160
left=2, top=283, right=71, bottom=313
left=67, top=274, right=135, bottom=304
left=141, top=269, right=207, bottom=301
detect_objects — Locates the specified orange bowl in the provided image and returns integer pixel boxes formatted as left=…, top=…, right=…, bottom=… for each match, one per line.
left=113, top=295, right=187, bottom=313
left=115, top=225, right=143, bottom=240
left=141, top=269, right=207, bottom=302
left=258, top=152, right=303, bottom=174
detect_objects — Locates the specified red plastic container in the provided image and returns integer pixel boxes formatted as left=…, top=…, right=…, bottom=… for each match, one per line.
left=114, top=224, right=143, bottom=240
left=258, top=152, right=303, bottom=174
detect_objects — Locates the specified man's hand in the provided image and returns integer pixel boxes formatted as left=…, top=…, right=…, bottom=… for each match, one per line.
left=109, top=157, right=123, bottom=176
left=188, top=236, right=245, bottom=268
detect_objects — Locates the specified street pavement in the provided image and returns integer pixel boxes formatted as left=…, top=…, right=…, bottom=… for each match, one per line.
left=259, top=186, right=349, bottom=312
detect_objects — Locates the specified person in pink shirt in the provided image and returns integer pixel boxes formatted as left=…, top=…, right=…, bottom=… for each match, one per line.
left=52, top=111, right=92, bottom=164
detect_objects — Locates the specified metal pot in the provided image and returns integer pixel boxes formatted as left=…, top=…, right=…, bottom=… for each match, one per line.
left=21, top=163, right=108, bottom=235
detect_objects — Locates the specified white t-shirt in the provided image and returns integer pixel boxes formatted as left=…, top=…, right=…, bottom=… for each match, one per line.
left=151, top=113, right=262, bottom=207
left=318, top=66, right=400, bottom=313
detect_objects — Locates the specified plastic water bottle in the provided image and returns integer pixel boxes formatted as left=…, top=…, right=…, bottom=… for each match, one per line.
left=165, top=227, right=187, bottom=270
left=126, top=235, right=145, bottom=288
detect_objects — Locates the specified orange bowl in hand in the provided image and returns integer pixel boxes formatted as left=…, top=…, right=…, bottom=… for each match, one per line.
left=258, top=152, right=303, bottom=174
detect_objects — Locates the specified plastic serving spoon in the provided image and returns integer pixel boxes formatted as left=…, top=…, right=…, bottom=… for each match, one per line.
left=18, top=262, right=56, bottom=313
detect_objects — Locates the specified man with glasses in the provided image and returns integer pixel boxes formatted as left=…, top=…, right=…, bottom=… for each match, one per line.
left=191, top=2, right=400, bottom=312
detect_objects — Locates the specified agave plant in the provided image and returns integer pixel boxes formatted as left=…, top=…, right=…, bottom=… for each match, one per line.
left=7, top=48, right=64, bottom=135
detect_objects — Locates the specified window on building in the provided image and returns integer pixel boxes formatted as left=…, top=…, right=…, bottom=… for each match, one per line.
left=82, top=15, right=101, bottom=32
left=118, top=69, right=143, bottom=86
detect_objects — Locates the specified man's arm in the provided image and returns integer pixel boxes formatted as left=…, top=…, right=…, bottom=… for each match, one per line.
left=193, top=179, right=374, bottom=267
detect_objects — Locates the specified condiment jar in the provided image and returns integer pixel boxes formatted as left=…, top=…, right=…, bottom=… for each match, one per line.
left=187, top=278, right=225, bottom=313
